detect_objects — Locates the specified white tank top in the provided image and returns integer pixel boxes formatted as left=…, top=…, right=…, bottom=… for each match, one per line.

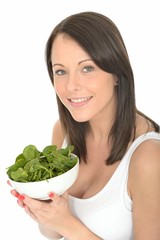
left=62, top=132, right=160, bottom=240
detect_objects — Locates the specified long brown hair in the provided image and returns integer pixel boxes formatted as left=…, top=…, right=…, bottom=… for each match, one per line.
left=45, top=11, right=160, bottom=164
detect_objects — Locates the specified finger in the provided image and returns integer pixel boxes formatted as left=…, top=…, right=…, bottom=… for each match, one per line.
left=22, top=195, right=48, bottom=211
left=48, top=192, right=62, bottom=205
left=48, top=191, right=68, bottom=204
left=24, top=205, right=38, bottom=222
left=23, top=197, right=51, bottom=221
left=17, top=199, right=26, bottom=208
left=11, top=189, right=20, bottom=198
left=7, top=180, right=12, bottom=187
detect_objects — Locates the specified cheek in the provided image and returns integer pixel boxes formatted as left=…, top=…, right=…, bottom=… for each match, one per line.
left=97, top=81, right=115, bottom=104
left=54, top=81, right=65, bottom=96
left=98, top=79, right=114, bottom=94
left=54, top=82, right=68, bottom=106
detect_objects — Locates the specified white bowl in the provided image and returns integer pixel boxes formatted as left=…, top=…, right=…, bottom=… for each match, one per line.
left=9, top=155, right=79, bottom=200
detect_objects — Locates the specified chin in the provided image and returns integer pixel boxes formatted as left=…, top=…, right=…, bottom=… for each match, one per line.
left=71, top=114, right=89, bottom=123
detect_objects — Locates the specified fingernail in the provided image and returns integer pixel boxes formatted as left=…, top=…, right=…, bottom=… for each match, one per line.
left=15, top=192, right=20, bottom=198
left=49, top=192, right=54, bottom=198
left=18, top=195, right=25, bottom=200
left=11, top=189, right=19, bottom=198
left=7, top=180, right=12, bottom=187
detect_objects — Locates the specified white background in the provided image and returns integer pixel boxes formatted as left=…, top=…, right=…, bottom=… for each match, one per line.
left=0, top=0, right=159, bottom=239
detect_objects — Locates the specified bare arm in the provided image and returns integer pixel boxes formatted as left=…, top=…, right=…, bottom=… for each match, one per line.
left=38, top=224, right=63, bottom=240
left=38, top=211, right=102, bottom=240
left=51, top=119, right=65, bottom=149
left=129, top=139, right=160, bottom=239
left=24, top=192, right=102, bottom=240
left=55, top=213, right=102, bottom=240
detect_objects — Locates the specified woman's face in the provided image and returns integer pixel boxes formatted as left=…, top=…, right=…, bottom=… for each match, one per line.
left=51, top=33, right=117, bottom=123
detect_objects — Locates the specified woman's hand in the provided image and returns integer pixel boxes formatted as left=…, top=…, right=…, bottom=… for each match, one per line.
left=10, top=187, right=72, bottom=233
left=8, top=180, right=102, bottom=240
left=8, top=179, right=71, bottom=237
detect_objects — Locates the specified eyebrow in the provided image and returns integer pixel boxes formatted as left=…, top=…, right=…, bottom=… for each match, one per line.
left=52, top=58, right=93, bottom=68
left=78, top=58, right=93, bottom=64
left=52, top=63, right=64, bottom=68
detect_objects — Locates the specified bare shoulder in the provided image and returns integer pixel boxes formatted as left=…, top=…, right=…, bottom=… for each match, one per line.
left=128, top=138, right=160, bottom=239
left=130, top=138, right=160, bottom=172
left=129, top=138, right=160, bottom=191
left=51, top=119, right=65, bottom=148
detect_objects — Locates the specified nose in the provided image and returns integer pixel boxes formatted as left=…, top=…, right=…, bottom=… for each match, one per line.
left=66, top=72, right=82, bottom=92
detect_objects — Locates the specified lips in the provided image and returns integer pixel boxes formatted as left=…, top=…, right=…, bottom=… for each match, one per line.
left=67, top=96, right=92, bottom=107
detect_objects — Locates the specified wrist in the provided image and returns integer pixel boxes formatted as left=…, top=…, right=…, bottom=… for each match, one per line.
left=38, top=224, right=63, bottom=239
left=61, top=215, right=101, bottom=240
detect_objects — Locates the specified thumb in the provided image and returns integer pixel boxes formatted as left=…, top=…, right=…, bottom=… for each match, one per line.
left=48, top=191, right=68, bottom=203
left=61, top=191, right=68, bottom=200
left=48, top=192, right=60, bottom=203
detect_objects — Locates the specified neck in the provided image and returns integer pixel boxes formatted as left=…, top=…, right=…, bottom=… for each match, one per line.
left=88, top=117, right=114, bottom=142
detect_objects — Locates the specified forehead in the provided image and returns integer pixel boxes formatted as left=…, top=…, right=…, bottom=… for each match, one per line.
left=51, top=33, right=90, bottom=63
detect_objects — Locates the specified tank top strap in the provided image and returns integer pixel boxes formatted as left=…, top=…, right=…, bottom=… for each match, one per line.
left=61, top=136, right=68, bottom=148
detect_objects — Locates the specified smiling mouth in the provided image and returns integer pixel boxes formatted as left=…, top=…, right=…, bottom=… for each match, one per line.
left=69, top=96, right=92, bottom=103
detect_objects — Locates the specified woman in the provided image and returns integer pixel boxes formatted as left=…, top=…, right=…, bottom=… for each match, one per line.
left=10, top=11, right=160, bottom=239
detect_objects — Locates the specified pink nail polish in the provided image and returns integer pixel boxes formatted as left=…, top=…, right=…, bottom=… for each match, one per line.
left=49, top=192, right=54, bottom=198
left=7, top=180, right=12, bottom=187
left=15, top=192, right=20, bottom=198
left=18, top=195, right=25, bottom=200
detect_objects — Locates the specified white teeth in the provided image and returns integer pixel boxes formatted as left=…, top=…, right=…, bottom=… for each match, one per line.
left=70, top=97, right=91, bottom=103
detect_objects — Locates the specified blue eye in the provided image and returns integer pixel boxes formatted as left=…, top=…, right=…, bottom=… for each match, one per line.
left=55, top=69, right=66, bottom=76
left=83, top=66, right=94, bottom=72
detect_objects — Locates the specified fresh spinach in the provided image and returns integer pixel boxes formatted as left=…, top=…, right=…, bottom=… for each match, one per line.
left=6, top=144, right=78, bottom=182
